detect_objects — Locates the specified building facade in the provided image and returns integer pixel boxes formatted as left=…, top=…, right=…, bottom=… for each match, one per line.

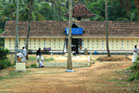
left=1, top=21, right=139, bottom=54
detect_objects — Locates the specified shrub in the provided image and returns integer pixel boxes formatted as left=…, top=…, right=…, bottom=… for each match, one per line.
left=0, top=47, right=9, bottom=59
left=128, top=62, right=139, bottom=81
left=0, top=59, right=11, bottom=69
left=134, top=71, right=139, bottom=80
left=128, top=74, right=135, bottom=81
left=0, top=47, right=10, bottom=69
left=137, top=56, right=139, bottom=61
left=9, top=71, right=22, bottom=77
left=128, top=71, right=139, bottom=81
left=30, top=64, right=37, bottom=68
left=129, top=62, right=139, bottom=71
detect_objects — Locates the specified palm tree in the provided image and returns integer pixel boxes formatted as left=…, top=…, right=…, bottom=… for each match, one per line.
left=105, top=0, right=111, bottom=57
left=0, top=0, right=16, bottom=22
left=19, top=0, right=50, bottom=21
left=15, top=0, right=19, bottom=63
left=67, top=0, right=73, bottom=71
left=48, top=0, right=67, bottom=21
left=25, top=0, right=32, bottom=60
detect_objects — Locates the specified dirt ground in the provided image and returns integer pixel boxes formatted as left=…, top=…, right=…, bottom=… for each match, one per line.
left=0, top=55, right=139, bottom=93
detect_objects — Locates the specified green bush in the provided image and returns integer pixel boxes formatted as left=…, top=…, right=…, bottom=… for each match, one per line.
left=0, top=47, right=10, bottom=69
left=30, top=64, right=37, bottom=68
left=137, top=56, right=139, bottom=61
left=128, top=71, right=139, bottom=81
left=128, top=62, right=139, bottom=81
left=0, top=59, right=11, bottom=69
left=134, top=71, right=139, bottom=80
left=128, top=74, right=135, bottom=81
left=0, top=47, right=9, bottom=59
left=129, top=62, right=139, bottom=71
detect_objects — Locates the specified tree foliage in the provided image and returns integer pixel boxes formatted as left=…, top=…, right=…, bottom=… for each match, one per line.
left=0, top=0, right=138, bottom=22
left=120, top=0, right=139, bottom=15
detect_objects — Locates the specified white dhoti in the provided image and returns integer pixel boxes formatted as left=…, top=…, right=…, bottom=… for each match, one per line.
left=36, top=55, right=40, bottom=63
left=36, top=55, right=44, bottom=67
left=39, top=60, right=44, bottom=67
left=132, top=54, right=137, bottom=62
left=132, top=48, right=138, bottom=63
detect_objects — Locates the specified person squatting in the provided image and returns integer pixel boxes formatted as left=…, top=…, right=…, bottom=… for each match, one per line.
left=16, top=47, right=27, bottom=62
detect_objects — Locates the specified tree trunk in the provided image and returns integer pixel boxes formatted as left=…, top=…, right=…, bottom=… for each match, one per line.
left=26, top=0, right=32, bottom=60
left=134, top=0, right=139, bottom=15
left=15, top=0, right=19, bottom=64
left=105, top=0, right=111, bottom=57
left=67, top=0, right=72, bottom=70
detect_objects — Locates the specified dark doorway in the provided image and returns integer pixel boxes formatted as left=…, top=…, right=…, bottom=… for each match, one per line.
left=71, top=23, right=80, bottom=55
left=72, top=39, right=79, bottom=54
left=72, top=39, right=82, bottom=55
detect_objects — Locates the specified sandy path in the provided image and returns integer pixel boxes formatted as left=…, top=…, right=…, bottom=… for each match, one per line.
left=0, top=55, right=138, bottom=93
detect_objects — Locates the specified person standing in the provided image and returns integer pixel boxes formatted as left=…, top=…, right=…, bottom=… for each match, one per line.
left=22, top=47, right=27, bottom=61
left=36, top=48, right=44, bottom=67
left=132, top=45, right=138, bottom=63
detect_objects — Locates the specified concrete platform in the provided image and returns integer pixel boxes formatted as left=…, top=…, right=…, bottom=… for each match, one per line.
left=16, top=63, right=26, bottom=71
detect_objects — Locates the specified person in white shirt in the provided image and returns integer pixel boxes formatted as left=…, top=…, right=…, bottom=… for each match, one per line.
left=36, top=48, right=44, bottom=67
left=22, top=47, right=27, bottom=61
left=132, top=45, right=138, bottom=63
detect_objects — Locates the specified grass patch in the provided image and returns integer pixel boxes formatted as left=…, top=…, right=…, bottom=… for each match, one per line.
left=44, top=58, right=54, bottom=62
left=44, top=62, right=89, bottom=68
left=27, top=56, right=54, bottom=62
left=27, top=56, right=36, bottom=61
left=9, top=71, right=22, bottom=77
left=26, top=56, right=55, bottom=68
left=108, top=79, right=127, bottom=87
left=0, top=70, right=30, bottom=81
left=0, top=76, right=9, bottom=80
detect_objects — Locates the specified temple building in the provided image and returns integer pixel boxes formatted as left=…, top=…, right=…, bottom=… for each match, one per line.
left=0, top=3, right=139, bottom=54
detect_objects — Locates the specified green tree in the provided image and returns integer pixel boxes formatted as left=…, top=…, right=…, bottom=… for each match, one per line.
left=25, top=0, right=32, bottom=60
left=19, top=0, right=50, bottom=21
left=120, top=0, right=139, bottom=15
left=88, top=0, right=105, bottom=21
left=87, top=0, right=138, bottom=21
left=0, top=0, right=16, bottom=22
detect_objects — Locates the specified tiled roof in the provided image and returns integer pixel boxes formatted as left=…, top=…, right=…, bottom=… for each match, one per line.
left=65, top=3, right=95, bottom=17
left=1, top=21, right=139, bottom=38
